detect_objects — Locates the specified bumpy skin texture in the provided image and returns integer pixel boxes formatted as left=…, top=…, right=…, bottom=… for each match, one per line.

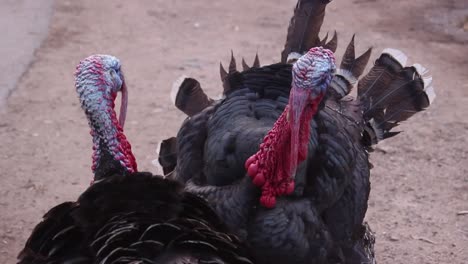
left=75, top=55, right=136, bottom=179
left=18, top=55, right=255, bottom=264
left=244, top=48, right=336, bottom=208
left=175, top=62, right=371, bottom=264
left=17, top=173, right=255, bottom=264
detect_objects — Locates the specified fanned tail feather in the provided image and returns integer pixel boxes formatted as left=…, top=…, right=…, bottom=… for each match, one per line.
left=253, top=53, right=260, bottom=68
left=170, top=75, right=188, bottom=105
left=171, top=77, right=213, bottom=117
left=323, top=31, right=338, bottom=52
left=328, top=36, right=372, bottom=99
left=358, top=48, right=436, bottom=145
left=241, top=53, right=261, bottom=71
left=382, top=48, right=407, bottom=67
left=286, top=32, right=337, bottom=64
left=220, top=63, right=228, bottom=82
left=151, top=141, right=164, bottom=175
left=157, top=137, right=178, bottom=176
left=229, top=50, right=237, bottom=73
left=220, top=51, right=261, bottom=95
left=242, top=58, right=250, bottom=71
left=281, top=0, right=333, bottom=63
left=340, top=35, right=372, bottom=79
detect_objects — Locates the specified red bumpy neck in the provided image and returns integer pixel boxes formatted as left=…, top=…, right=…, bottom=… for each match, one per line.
left=244, top=97, right=321, bottom=208
left=89, top=94, right=137, bottom=184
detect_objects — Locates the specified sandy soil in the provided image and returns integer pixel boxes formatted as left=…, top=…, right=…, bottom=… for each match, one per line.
left=1, top=0, right=467, bottom=263
left=0, top=0, right=53, bottom=107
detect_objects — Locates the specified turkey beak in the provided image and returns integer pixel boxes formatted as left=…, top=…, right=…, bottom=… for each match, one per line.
left=289, top=87, right=311, bottom=180
left=119, top=79, right=128, bottom=129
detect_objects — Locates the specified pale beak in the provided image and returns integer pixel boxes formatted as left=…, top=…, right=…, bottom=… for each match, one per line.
left=119, top=79, right=128, bottom=129
left=288, top=87, right=311, bottom=180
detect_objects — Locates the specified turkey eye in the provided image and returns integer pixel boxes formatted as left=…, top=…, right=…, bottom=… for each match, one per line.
left=110, top=69, right=117, bottom=78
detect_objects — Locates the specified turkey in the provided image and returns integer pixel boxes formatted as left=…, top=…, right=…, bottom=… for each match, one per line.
left=159, top=0, right=435, bottom=263
left=17, top=55, right=255, bottom=264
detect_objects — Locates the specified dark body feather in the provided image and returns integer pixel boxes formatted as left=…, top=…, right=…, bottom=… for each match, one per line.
left=173, top=62, right=373, bottom=264
left=18, top=173, right=255, bottom=264
left=161, top=1, right=433, bottom=263
left=166, top=44, right=432, bottom=264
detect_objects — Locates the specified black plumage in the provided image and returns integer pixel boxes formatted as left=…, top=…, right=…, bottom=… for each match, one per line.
left=170, top=59, right=377, bottom=263
left=18, top=173, right=254, bottom=264
left=160, top=0, right=434, bottom=263
left=281, top=0, right=335, bottom=62
left=18, top=55, right=255, bottom=264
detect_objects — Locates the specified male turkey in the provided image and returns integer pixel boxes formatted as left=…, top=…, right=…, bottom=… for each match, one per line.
left=17, top=55, right=255, bottom=264
left=159, top=0, right=435, bottom=263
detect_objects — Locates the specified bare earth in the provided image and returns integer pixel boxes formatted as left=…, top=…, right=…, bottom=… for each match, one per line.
left=1, top=0, right=467, bottom=263
left=0, top=0, right=53, bottom=107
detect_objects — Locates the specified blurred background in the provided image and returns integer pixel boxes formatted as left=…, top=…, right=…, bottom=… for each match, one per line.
left=0, top=0, right=467, bottom=263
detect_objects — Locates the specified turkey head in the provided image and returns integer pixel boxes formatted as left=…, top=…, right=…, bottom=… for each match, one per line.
left=245, top=47, right=336, bottom=208
left=75, top=55, right=136, bottom=181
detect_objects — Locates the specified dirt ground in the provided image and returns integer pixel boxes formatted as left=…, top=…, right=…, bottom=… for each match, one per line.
left=0, top=0, right=53, bottom=106
left=1, top=0, right=467, bottom=263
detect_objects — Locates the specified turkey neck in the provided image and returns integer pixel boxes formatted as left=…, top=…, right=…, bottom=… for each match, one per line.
left=245, top=47, right=335, bottom=208
left=245, top=90, right=320, bottom=207
left=76, top=75, right=137, bottom=181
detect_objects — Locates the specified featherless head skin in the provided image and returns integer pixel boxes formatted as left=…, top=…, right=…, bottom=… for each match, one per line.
left=75, top=55, right=136, bottom=180
left=292, top=47, right=336, bottom=93
left=246, top=47, right=336, bottom=208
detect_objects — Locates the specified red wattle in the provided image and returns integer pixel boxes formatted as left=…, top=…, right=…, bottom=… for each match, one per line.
left=260, top=193, right=276, bottom=208
left=244, top=92, right=323, bottom=208
left=252, top=173, right=265, bottom=187
left=245, top=155, right=256, bottom=170
left=247, top=163, right=258, bottom=178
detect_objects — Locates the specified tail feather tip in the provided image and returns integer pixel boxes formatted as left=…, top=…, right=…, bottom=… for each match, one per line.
left=151, top=141, right=164, bottom=175
left=424, top=85, right=436, bottom=104
left=413, top=63, right=428, bottom=75
left=336, top=68, right=357, bottom=85
left=413, top=63, right=436, bottom=104
left=382, top=48, right=408, bottom=67
left=170, top=75, right=188, bottom=105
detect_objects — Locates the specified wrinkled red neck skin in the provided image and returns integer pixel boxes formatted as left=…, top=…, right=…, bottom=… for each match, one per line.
left=114, top=82, right=137, bottom=174
left=90, top=89, right=137, bottom=185
left=245, top=91, right=323, bottom=208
